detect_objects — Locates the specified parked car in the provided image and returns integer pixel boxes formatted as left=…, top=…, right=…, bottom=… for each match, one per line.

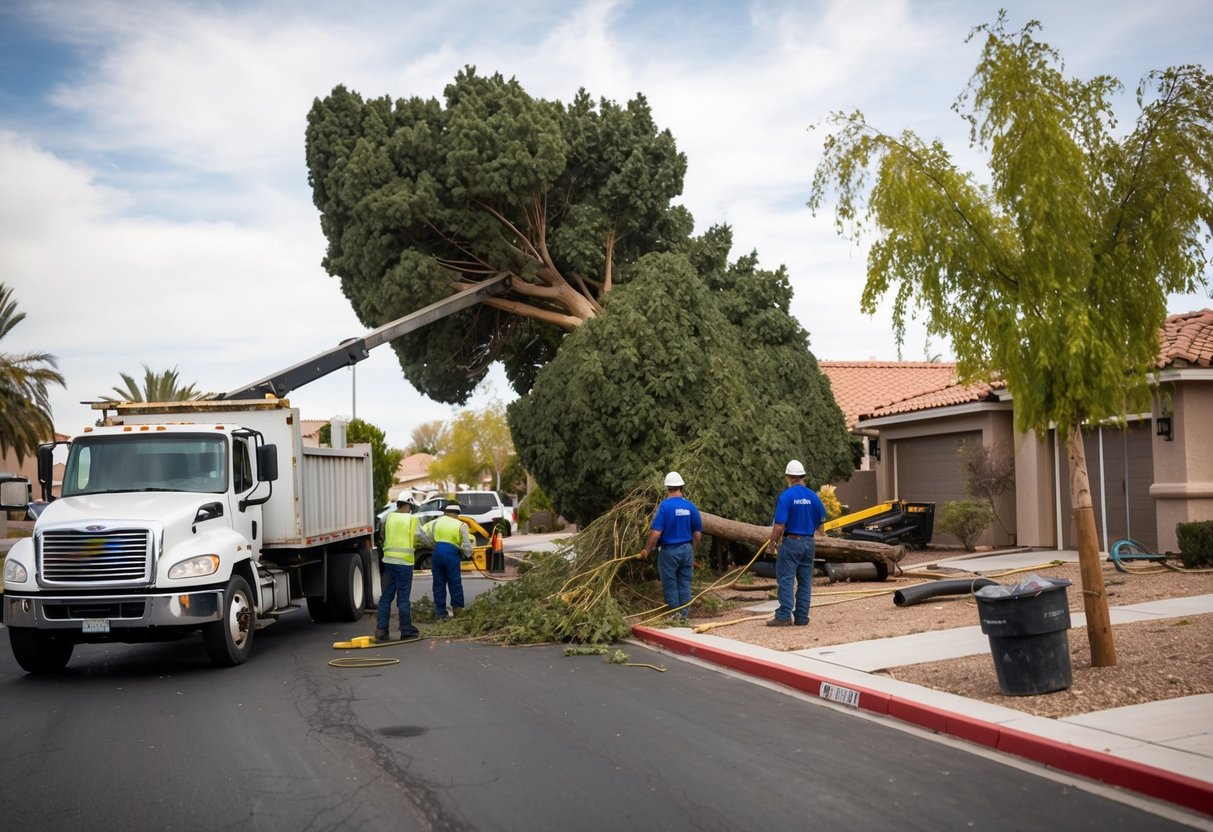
left=454, top=490, right=516, bottom=537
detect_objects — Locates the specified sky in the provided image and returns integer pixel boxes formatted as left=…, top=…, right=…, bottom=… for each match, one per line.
left=2, top=0, right=1211, bottom=452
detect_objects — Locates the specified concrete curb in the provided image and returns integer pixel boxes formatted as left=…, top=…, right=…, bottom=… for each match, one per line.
left=632, top=625, right=1213, bottom=818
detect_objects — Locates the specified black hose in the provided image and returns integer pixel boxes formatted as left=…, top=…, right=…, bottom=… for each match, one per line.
left=893, top=577, right=998, bottom=607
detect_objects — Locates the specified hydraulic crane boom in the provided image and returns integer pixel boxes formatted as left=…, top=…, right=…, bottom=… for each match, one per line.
left=217, top=273, right=511, bottom=400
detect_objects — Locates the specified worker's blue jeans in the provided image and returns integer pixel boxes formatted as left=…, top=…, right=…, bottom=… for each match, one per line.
left=775, top=536, right=815, bottom=624
left=377, top=563, right=420, bottom=638
left=431, top=544, right=465, bottom=618
left=657, top=542, right=694, bottom=620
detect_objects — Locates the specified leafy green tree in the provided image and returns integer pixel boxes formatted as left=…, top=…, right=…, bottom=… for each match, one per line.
left=510, top=250, right=852, bottom=524
left=306, top=70, right=852, bottom=525
left=428, top=410, right=481, bottom=489
left=407, top=420, right=445, bottom=455
left=102, top=365, right=205, bottom=402
left=0, top=283, right=65, bottom=463
left=318, top=418, right=403, bottom=507
left=809, top=15, right=1212, bottom=666
left=475, top=400, right=515, bottom=491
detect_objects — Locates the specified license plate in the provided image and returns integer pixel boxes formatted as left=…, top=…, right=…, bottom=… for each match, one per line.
left=819, top=682, right=860, bottom=708
left=82, top=618, right=110, bottom=634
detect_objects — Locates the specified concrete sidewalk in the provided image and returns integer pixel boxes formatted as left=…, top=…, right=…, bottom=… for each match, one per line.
left=631, top=549, right=1213, bottom=821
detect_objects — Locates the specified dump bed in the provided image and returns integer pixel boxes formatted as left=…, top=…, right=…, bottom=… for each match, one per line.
left=94, top=399, right=374, bottom=549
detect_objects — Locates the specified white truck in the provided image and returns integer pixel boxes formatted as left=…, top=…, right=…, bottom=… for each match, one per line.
left=3, top=398, right=377, bottom=672
left=3, top=275, right=512, bottom=673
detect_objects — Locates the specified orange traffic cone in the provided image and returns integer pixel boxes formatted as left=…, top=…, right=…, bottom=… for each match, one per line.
left=490, top=530, right=505, bottom=574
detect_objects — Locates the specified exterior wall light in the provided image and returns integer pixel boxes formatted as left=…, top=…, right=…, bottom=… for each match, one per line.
left=1156, top=416, right=1173, bottom=441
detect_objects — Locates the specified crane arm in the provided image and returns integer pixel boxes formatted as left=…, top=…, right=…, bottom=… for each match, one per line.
left=217, top=273, right=511, bottom=401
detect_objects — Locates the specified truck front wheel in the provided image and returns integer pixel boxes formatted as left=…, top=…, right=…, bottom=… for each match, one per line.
left=204, top=575, right=255, bottom=667
left=9, top=628, right=74, bottom=674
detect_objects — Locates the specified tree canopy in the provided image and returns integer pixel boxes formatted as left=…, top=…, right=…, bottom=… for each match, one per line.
left=0, top=283, right=65, bottom=463
left=510, top=247, right=853, bottom=524
left=306, top=68, right=690, bottom=404
left=307, top=69, right=853, bottom=524
left=809, top=17, right=1211, bottom=436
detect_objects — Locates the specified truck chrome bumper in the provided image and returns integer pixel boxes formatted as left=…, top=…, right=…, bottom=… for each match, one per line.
left=3, top=589, right=224, bottom=629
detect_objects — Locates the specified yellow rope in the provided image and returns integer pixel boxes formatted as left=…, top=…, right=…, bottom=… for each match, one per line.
left=692, top=613, right=770, bottom=633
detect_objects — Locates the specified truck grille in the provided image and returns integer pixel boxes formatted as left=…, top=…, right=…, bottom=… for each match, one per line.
left=38, top=528, right=154, bottom=586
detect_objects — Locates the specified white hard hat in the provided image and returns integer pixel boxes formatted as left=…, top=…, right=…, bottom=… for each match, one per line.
left=664, top=471, right=685, bottom=487
left=785, top=459, right=806, bottom=477
left=444, top=502, right=462, bottom=513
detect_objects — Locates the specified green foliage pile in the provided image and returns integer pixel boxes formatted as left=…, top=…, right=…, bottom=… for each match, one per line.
left=509, top=249, right=852, bottom=525
left=936, top=499, right=995, bottom=552
left=445, top=488, right=666, bottom=645
left=1176, top=521, right=1213, bottom=568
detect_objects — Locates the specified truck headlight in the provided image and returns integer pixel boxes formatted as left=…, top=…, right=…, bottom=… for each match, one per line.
left=3, top=559, right=27, bottom=583
left=168, top=555, right=220, bottom=579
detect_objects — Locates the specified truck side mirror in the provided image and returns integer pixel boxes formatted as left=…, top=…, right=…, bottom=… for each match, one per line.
left=37, top=444, right=56, bottom=500
left=0, top=476, right=31, bottom=511
left=257, top=444, right=279, bottom=482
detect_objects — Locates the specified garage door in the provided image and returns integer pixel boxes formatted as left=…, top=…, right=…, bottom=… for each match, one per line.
left=1060, top=421, right=1155, bottom=550
left=893, top=431, right=979, bottom=504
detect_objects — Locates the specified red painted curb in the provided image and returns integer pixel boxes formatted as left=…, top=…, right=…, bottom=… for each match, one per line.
left=632, top=626, right=1213, bottom=818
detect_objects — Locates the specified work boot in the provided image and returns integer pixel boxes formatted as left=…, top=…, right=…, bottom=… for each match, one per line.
left=766, top=617, right=792, bottom=627
left=373, top=628, right=390, bottom=642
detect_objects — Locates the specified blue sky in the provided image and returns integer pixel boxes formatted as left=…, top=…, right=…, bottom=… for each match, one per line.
left=2, top=0, right=1211, bottom=451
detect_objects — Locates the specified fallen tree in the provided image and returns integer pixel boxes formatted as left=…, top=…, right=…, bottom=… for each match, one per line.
left=701, top=512, right=905, bottom=567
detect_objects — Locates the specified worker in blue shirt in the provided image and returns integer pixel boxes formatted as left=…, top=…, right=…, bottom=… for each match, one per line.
left=641, top=471, right=702, bottom=621
left=766, top=459, right=826, bottom=627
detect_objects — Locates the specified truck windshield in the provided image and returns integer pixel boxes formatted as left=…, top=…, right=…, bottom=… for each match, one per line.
left=61, top=435, right=229, bottom=496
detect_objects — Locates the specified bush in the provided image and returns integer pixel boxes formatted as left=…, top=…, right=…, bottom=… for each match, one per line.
left=936, top=499, right=995, bottom=552
left=1176, top=520, right=1213, bottom=568
left=817, top=484, right=843, bottom=521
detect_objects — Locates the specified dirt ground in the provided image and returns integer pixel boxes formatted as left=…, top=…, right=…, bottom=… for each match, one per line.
left=689, top=546, right=1213, bottom=719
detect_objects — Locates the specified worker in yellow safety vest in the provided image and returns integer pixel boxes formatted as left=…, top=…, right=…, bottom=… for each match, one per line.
left=375, top=498, right=422, bottom=642
left=422, top=502, right=473, bottom=618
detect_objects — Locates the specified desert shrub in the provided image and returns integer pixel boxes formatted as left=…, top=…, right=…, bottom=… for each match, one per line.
left=1176, top=520, right=1213, bottom=568
left=936, top=499, right=995, bottom=552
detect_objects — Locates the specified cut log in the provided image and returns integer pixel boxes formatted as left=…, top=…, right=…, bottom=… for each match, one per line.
left=701, top=512, right=904, bottom=566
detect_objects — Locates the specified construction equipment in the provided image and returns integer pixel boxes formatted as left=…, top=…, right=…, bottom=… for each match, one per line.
left=823, top=500, right=935, bottom=548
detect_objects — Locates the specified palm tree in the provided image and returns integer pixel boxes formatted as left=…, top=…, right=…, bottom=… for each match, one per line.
left=101, top=364, right=206, bottom=402
left=0, top=283, right=66, bottom=464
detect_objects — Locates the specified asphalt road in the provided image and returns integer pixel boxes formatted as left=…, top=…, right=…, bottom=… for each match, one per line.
left=0, top=612, right=1197, bottom=831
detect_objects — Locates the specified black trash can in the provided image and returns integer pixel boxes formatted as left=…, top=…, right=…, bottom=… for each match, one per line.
left=975, top=578, right=1073, bottom=696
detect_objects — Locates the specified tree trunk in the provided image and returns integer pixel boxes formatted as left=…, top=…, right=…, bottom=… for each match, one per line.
left=700, top=512, right=905, bottom=566
left=1066, top=423, right=1117, bottom=666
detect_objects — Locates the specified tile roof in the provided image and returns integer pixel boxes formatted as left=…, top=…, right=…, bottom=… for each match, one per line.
left=854, top=309, right=1211, bottom=421
left=299, top=419, right=327, bottom=439
left=396, top=453, right=435, bottom=481
left=819, top=361, right=957, bottom=428
left=863, top=378, right=1007, bottom=419
left=1160, top=308, right=1213, bottom=368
